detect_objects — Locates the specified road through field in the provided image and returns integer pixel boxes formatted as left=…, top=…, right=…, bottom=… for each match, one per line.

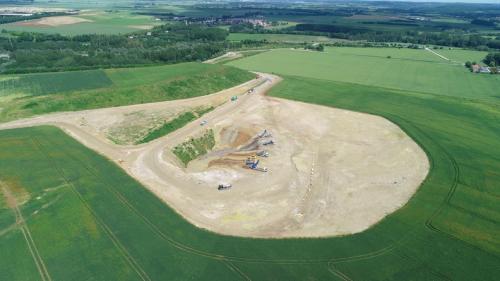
left=0, top=73, right=428, bottom=238
left=424, top=47, right=451, bottom=61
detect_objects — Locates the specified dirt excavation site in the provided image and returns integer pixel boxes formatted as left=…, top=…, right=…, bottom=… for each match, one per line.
left=0, top=73, right=429, bottom=238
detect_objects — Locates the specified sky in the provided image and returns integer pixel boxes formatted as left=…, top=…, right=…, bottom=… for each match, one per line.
left=366, top=0, right=499, bottom=3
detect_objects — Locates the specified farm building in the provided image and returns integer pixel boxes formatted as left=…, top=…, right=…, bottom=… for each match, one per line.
left=479, top=66, right=491, bottom=74
left=471, top=64, right=492, bottom=74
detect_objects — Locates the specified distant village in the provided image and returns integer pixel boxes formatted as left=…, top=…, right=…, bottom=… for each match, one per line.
left=169, top=15, right=269, bottom=28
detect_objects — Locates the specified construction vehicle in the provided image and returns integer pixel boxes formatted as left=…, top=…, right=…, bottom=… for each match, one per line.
left=256, top=150, right=269, bottom=157
left=258, top=129, right=270, bottom=138
left=244, top=156, right=268, bottom=172
left=218, top=183, right=232, bottom=191
left=262, top=140, right=275, bottom=146
left=245, top=156, right=257, bottom=166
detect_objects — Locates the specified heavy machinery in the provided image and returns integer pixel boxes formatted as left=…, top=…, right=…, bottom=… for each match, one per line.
left=218, top=183, right=232, bottom=191
left=258, top=129, right=272, bottom=139
left=245, top=156, right=257, bottom=167
left=245, top=156, right=268, bottom=172
left=256, top=150, right=269, bottom=157
left=262, top=140, right=275, bottom=146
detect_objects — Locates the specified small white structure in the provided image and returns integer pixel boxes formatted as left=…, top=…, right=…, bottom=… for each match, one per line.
left=479, top=66, right=491, bottom=74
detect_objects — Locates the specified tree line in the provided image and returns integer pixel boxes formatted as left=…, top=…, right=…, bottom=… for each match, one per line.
left=229, top=23, right=500, bottom=51
left=0, top=24, right=229, bottom=73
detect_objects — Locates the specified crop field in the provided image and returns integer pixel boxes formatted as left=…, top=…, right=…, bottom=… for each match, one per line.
left=0, top=70, right=112, bottom=96
left=0, top=63, right=253, bottom=122
left=0, top=11, right=160, bottom=35
left=228, top=47, right=499, bottom=102
left=1, top=64, right=500, bottom=279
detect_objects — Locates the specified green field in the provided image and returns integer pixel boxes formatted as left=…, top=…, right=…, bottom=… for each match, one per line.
left=1, top=69, right=500, bottom=279
left=0, top=63, right=253, bottom=122
left=228, top=47, right=499, bottom=102
left=0, top=11, right=160, bottom=35
left=1, top=43, right=499, bottom=279
left=227, top=33, right=341, bottom=43
left=0, top=70, right=113, bottom=96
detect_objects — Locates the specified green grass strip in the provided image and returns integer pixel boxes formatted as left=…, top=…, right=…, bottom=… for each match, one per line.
left=137, top=106, right=215, bottom=144
left=137, top=112, right=197, bottom=144
left=172, top=129, right=215, bottom=166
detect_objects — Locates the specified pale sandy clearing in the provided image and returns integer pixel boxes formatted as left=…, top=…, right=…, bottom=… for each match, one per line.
left=0, top=73, right=429, bottom=238
left=15, top=16, right=92, bottom=27
left=128, top=25, right=154, bottom=30
left=204, top=52, right=243, bottom=64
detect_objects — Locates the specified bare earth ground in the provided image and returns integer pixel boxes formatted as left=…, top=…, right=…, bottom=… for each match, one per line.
left=204, top=52, right=243, bottom=64
left=15, top=16, right=92, bottom=27
left=0, top=73, right=429, bottom=238
left=128, top=25, right=154, bottom=30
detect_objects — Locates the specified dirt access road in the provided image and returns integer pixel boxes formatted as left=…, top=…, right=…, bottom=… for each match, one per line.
left=0, top=73, right=429, bottom=238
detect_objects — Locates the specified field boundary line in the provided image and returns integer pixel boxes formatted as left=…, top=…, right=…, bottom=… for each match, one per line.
left=30, top=138, right=152, bottom=281
left=0, top=181, right=52, bottom=281
left=394, top=247, right=452, bottom=281
left=221, top=260, right=252, bottom=281
left=0, top=223, right=17, bottom=238
left=327, top=264, right=353, bottom=281
left=387, top=115, right=500, bottom=260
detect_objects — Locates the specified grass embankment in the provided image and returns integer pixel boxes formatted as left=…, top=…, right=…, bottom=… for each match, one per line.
left=172, top=129, right=215, bottom=166
left=0, top=62, right=253, bottom=122
left=137, top=107, right=214, bottom=144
